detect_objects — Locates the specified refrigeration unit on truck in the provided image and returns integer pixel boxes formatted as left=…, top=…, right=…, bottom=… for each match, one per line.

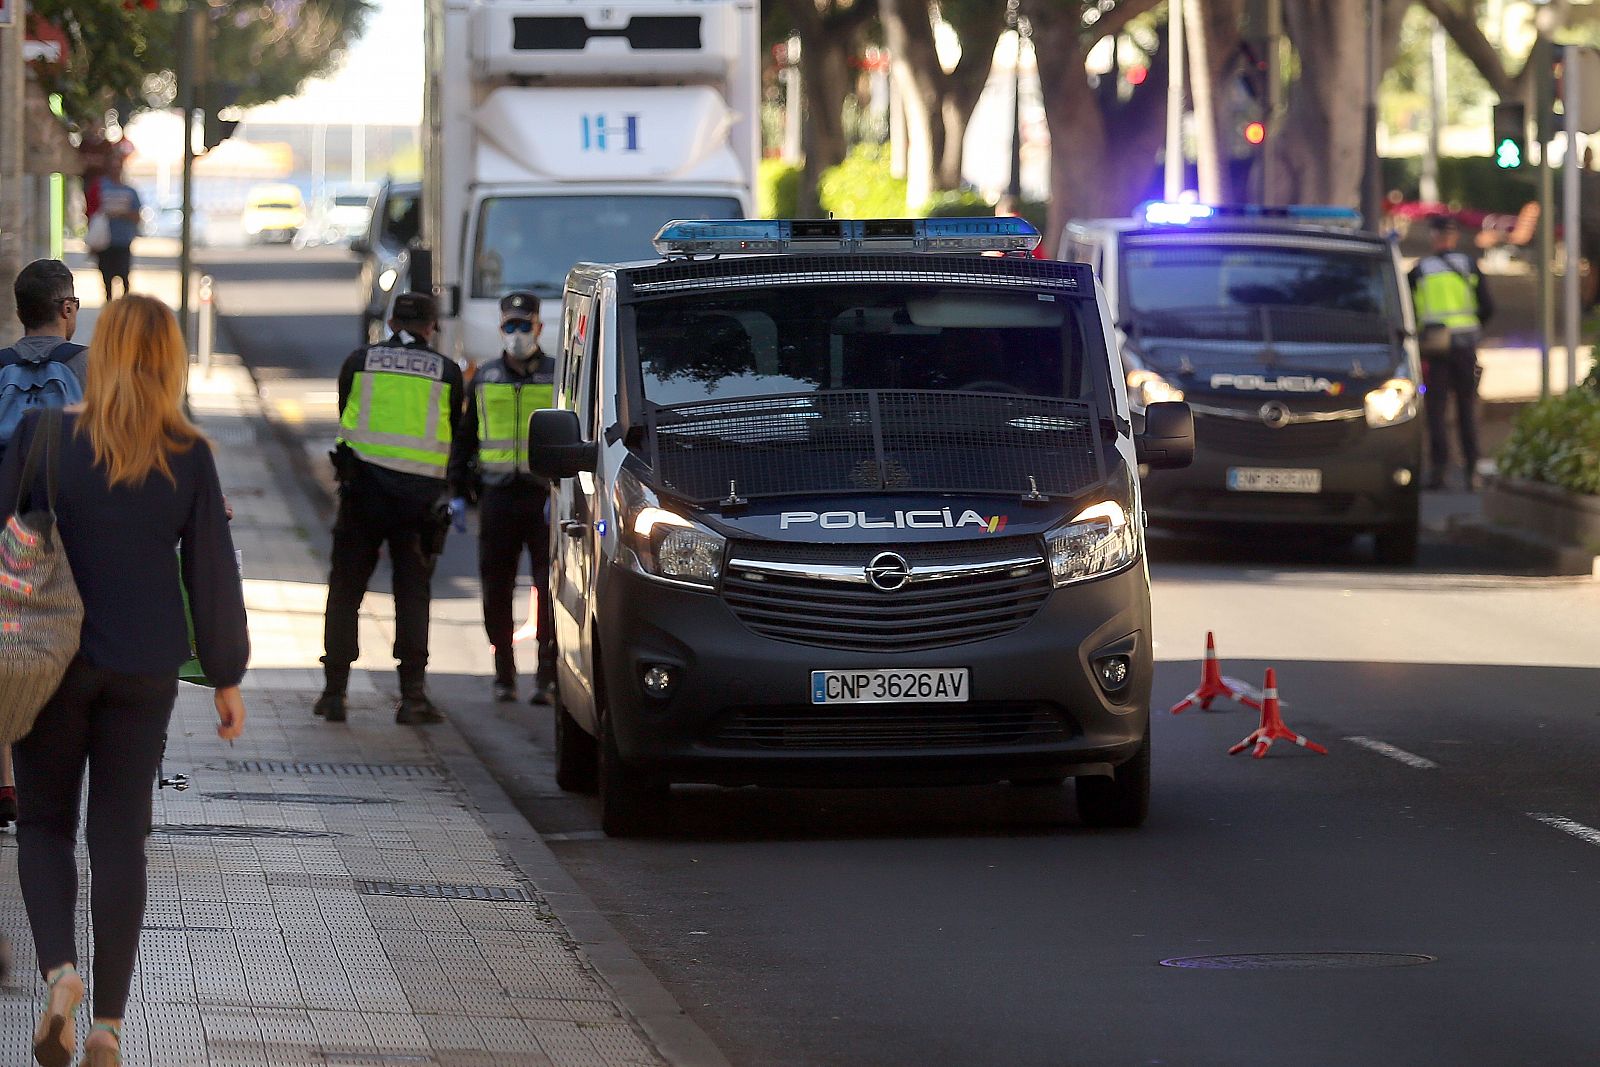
left=422, top=0, right=759, bottom=368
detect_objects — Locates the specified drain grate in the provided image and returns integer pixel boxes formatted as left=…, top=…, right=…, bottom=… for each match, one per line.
left=1160, top=952, right=1435, bottom=970
left=152, top=823, right=338, bottom=839
left=354, top=880, right=533, bottom=902
left=205, top=791, right=395, bottom=806
left=227, top=760, right=441, bottom=778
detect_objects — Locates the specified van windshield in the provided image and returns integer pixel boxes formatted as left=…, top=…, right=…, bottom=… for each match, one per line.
left=635, top=285, right=1090, bottom=406
left=629, top=283, right=1106, bottom=503
left=1122, top=241, right=1397, bottom=319
left=473, top=195, right=740, bottom=298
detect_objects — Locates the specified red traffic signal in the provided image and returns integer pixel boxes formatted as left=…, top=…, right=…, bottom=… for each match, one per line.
left=1243, top=121, right=1267, bottom=146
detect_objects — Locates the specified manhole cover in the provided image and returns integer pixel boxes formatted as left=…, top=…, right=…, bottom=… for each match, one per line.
left=227, top=760, right=441, bottom=778
left=355, top=880, right=533, bottom=902
left=152, top=823, right=338, bottom=839
left=1160, top=952, right=1435, bottom=971
left=205, top=791, right=395, bottom=806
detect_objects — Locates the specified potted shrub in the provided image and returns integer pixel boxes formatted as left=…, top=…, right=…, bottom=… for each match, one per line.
left=1489, top=370, right=1600, bottom=552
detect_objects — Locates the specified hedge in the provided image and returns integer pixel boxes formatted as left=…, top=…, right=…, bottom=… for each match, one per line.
left=1497, top=380, right=1600, bottom=496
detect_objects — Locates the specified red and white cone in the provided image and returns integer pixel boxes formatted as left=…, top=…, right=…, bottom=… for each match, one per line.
left=1170, top=632, right=1263, bottom=714
left=1228, top=669, right=1327, bottom=759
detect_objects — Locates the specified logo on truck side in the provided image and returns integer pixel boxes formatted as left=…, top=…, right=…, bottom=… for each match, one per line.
left=1210, top=373, right=1342, bottom=395
left=780, top=509, right=1009, bottom=533
left=581, top=114, right=640, bottom=152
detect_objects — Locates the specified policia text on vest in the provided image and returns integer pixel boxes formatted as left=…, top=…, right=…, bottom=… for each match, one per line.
left=447, top=340, right=558, bottom=705
left=319, top=319, right=466, bottom=725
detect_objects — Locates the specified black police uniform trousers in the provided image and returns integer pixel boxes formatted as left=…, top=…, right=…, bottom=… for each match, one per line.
left=479, top=482, right=555, bottom=686
left=323, top=477, right=441, bottom=693
left=1423, top=336, right=1481, bottom=477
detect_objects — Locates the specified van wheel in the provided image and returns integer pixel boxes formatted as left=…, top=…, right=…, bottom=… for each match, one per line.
left=599, top=709, right=668, bottom=838
left=1075, top=727, right=1150, bottom=829
left=1373, top=518, right=1419, bottom=567
left=1008, top=775, right=1067, bottom=788
left=552, top=685, right=597, bottom=794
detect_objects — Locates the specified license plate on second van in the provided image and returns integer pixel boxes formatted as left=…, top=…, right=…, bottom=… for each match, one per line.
left=1226, top=467, right=1322, bottom=493
left=811, top=669, right=969, bottom=705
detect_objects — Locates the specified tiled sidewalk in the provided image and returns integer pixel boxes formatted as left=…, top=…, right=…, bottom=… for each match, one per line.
left=0, top=335, right=669, bottom=1064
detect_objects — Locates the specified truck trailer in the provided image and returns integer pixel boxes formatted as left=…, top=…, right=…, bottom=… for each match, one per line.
left=422, top=0, right=759, bottom=367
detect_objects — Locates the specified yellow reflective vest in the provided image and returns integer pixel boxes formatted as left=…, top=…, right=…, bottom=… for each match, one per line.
left=337, top=343, right=454, bottom=479
left=471, top=361, right=555, bottom=482
left=1412, top=253, right=1481, bottom=333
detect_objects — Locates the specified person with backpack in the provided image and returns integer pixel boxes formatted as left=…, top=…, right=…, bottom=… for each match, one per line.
left=0, top=259, right=87, bottom=833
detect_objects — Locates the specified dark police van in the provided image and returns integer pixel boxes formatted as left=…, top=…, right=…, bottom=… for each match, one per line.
left=1062, top=204, right=1423, bottom=564
left=526, top=218, right=1194, bottom=835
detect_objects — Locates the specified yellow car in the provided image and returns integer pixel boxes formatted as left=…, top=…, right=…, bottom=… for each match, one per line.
left=242, top=183, right=306, bottom=244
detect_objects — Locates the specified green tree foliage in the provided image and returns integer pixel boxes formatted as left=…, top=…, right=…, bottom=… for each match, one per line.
left=818, top=144, right=908, bottom=217
left=1498, top=386, right=1600, bottom=496
left=33, top=0, right=374, bottom=126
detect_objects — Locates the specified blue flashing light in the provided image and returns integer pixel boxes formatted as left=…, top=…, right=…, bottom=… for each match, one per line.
left=651, top=217, right=1041, bottom=257
left=1138, top=202, right=1362, bottom=227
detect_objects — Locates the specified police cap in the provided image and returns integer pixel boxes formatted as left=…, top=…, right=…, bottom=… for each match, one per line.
left=392, top=291, right=437, bottom=323
left=1426, top=213, right=1459, bottom=234
left=500, top=291, right=540, bottom=318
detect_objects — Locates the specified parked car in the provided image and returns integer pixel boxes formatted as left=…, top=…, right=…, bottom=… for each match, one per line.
left=242, top=183, right=306, bottom=244
left=353, top=179, right=421, bottom=343
left=295, top=188, right=375, bottom=249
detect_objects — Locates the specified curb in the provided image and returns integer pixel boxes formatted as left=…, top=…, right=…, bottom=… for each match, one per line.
left=213, top=303, right=731, bottom=1067
left=1442, top=514, right=1600, bottom=578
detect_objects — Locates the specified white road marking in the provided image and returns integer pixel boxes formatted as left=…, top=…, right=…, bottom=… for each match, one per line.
left=1528, top=814, right=1600, bottom=848
left=1342, top=736, right=1438, bottom=770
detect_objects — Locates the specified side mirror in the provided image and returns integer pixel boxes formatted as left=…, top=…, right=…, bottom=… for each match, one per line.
left=349, top=236, right=370, bottom=256
left=528, top=409, right=595, bottom=480
left=1135, top=401, right=1195, bottom=470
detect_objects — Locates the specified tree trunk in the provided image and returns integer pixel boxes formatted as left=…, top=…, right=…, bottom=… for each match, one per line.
left=1266, top=0, right=1367, bottom=206
left=880, top=0, right=944, bottom=212
left=784, top=0, right=873, bottom=216
left=938, top=88, right=978, bottom=191
left=935, top=1, right=1007, bottom=192
left=1185, top=0, right=1222, bottom=202
left=1199, top=0, right=1245, bottom=202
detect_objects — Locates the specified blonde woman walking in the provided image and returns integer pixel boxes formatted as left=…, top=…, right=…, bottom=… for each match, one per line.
left=0, top=294, right=249, bottom=1066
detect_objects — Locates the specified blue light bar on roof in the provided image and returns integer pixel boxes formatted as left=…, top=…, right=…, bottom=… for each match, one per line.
left=1138, top=202, right=1362, bottom=227
left=651, top=217, right=1042, bottom=257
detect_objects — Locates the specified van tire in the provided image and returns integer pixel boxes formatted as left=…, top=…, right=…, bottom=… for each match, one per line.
left=552, top=685, right=598, bottom=794
left=599, top=709, right=668, bottom=837
left=1075, top=727, right=1150, bottom=828
left=1373, top=518, right=1419, bottom=567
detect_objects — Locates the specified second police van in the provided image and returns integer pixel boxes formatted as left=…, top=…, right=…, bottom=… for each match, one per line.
left=526, top=218, right=1195, bottom=836
left=1062, top=203, right=1424, bottom=564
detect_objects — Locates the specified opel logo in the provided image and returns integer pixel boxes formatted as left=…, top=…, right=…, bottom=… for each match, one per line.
left=1259, top=401, right=1292, bottom=429
left=866, top=551, right=912, bottom=592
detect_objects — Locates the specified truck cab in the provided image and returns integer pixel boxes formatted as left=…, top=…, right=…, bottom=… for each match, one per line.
left=526, top=218, right=1195, bottom=836
left=1063, top=203, right=1424, bottom=564
left=424, top=0, right=758, bottom=369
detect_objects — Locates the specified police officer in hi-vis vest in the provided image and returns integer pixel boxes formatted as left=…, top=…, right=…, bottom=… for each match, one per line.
left=1408, top=214, right=1494, bottom=491
left=317, top=291, right=465, bottom=724
left=448, top=291, right=558, bottom=704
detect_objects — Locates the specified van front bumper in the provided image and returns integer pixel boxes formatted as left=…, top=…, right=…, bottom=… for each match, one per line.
left=596, top=562, right=1152, bottom=788
left=1144, top=412, right=1422, bottom=529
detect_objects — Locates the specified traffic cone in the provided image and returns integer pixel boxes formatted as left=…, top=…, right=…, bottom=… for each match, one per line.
left=1170, top=632, right=1263, bottom=713
left=1228, top=669, right=1327, bottom=759
left=512, top=587, right=540, bottom=644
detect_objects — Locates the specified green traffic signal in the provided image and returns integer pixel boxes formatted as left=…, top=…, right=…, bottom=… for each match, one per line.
left=1496, top=137, right=1522, bottom=169
left=1492, top=101, right=1526, bottom=170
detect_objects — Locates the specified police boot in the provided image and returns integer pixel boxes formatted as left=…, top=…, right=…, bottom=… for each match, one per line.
left=492, top=649, right=517, bottom=703
left=315, top=667, right=349, bottom=722
left=395, top=680, right=443, bottom=725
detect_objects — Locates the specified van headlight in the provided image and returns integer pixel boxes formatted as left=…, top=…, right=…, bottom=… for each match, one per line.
left=1128, top=369, right=1184, bottom=410
left=1364, top=378, right=1418, bottom=427
left=1046, top=501, right=1140, bottom=587
left=378, top=268, right=399, bottom=292
left=617, top=469, right=725, bottom=587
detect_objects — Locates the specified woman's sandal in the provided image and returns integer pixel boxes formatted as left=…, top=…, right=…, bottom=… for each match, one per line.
left=81, top=1022, right=122, bottom=1066
left=32, top=965, right=81, bottom=1067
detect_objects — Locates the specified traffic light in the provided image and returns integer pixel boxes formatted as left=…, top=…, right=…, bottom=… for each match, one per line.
left=200, top=82, right=240, bottom=153
left=1493, top=101, right=1526, bottom=169
left=1243, top=120, right=1267, bottom=146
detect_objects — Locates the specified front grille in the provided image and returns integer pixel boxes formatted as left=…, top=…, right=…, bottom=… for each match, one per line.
left=722, top=544, right=1052, bottom=652
left=1196, top=412, right=1365, bottom=457
left=709, top=702, right=1072, bottom=750
left=1166, top=489, right=1359, bottom=519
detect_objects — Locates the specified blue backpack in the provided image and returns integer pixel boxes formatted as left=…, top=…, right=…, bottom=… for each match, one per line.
left=0, top=343, right=85, bottom=450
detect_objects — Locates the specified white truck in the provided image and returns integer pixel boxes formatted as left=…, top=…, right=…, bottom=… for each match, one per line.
left=421, top=0, right=759, bottom=367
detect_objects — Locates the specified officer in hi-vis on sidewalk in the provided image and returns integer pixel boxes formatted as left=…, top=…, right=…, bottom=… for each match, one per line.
left=448, top=291, right=558, bottom=705
left=316, top=291, right=465, bottom=724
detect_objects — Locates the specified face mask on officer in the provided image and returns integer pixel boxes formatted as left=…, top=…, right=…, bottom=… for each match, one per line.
left=502, top=317, right=539, bottom=359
